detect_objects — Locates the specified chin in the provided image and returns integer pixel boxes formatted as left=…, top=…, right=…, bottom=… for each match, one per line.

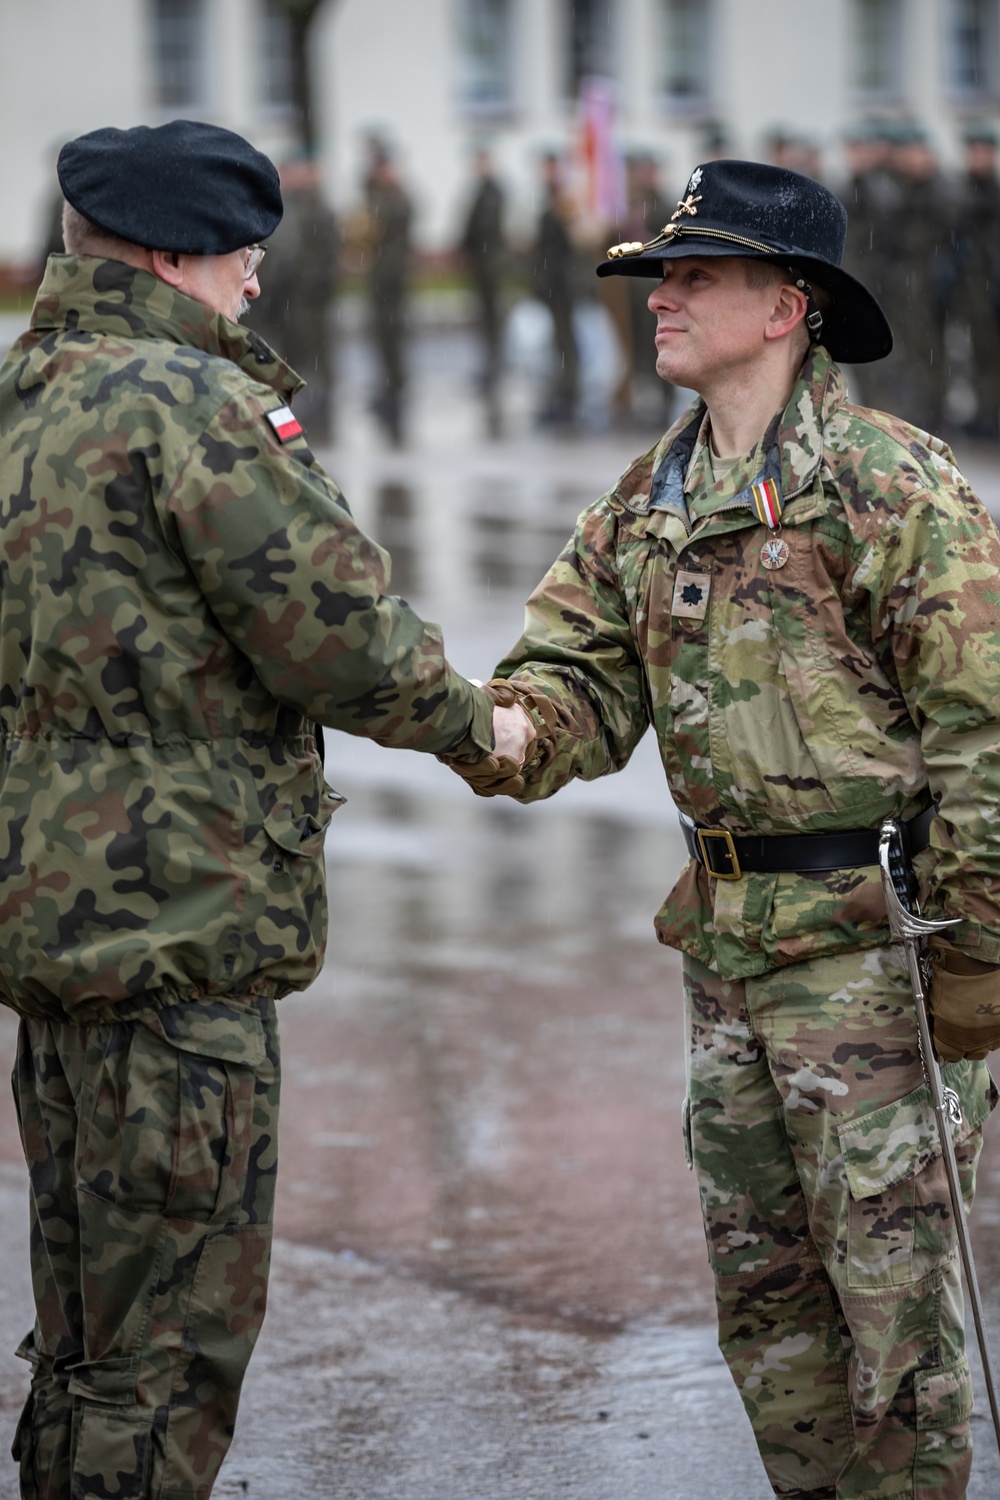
left=655, top=354, right=689, bottom=387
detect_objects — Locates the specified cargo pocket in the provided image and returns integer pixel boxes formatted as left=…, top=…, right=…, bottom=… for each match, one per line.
left=263, top=773, right=346, bottom=860
left=70, top=1400, right=151, bottom=1500
left=160, top=1221, right=271, bottom=1495
left=13, top=1332, right=75, bottom=1499
left=137, top=1000, right=267, bottom=1225
left=837, top=1061, right=995, bottom=1290
left=914, top=1355, right=974, bottom=1431
left=81, top=1000, right=267, bottom=1226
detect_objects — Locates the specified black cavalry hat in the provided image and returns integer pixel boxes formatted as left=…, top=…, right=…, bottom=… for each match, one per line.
left=58, top=120, right=283, bottom=256
left=598, top=159, right=892, bottom=363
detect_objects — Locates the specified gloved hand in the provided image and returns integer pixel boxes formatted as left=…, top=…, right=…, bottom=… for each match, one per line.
left=440, top=678, right=556, bottom=798
left=928, top=938, right=1000, bottom=1062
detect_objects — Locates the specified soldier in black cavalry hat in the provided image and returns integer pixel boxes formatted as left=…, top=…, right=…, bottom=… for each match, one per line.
left=0, top=119, right=528, bottom=1498
left=444, top=159, right=1000, bottom=1497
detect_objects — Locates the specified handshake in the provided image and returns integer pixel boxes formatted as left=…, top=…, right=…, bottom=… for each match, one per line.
left=441, top=678, right=558, bottom=798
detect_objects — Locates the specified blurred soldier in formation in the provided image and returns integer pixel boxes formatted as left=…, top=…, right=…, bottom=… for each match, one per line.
left=364, top=140, right=413, bottom=446
left=840, top=120, right=900, bottom=410
left=763, top=126, right=823, bottom=180
left=879, top=125, right=955, bottom=435
left=459, top=146, right=506, bottom=436
left=532, top=151, right=579, bottom=428
left=36, top=144, right=72, bottom=277
left=250, top=155, right=338, bottom=445
left=625, top=151, right=669, bottom=242
left=700, top=121, right=730, bottom=161
left=603, top=150, right=671, bottom=426
left=38, top=189, right=66, bottom=270
left=954, top=122, right=1000, bottom=440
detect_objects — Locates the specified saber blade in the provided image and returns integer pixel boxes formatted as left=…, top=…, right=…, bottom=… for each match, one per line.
left=878, top=820, right=1000, bottom=1458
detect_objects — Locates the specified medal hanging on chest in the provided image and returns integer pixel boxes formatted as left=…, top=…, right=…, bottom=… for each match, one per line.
left=760, top=537, right=790, bottom=570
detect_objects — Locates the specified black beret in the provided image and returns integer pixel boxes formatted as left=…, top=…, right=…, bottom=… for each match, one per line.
left=58, top=119, right=283, bottom=256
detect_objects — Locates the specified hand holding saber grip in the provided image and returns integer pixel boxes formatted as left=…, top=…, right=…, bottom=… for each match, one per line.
left=927, top=939, right=1000, bottom=1062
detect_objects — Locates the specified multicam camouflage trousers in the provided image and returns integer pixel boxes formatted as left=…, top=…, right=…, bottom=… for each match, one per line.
left=10, top=995, right=280, bottom=1500
left=683, top=945, right=997, bottom=1500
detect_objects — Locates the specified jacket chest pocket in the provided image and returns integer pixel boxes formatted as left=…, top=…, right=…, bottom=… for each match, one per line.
left=631, top=535, right=713, bottom=812
left=638, top=528, right=838, bottom=826
left=704, top=529, right=865, bottom=828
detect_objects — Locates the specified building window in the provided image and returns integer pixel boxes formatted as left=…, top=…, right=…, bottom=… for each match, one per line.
left=852, top=0, right=904, bottom=100
left=259, top=0, right=295, bottom=111
left=457, top=0, right=514, bottom=113
left=946, top=0, right=999, bottom=98
left=567, top=0, right=616, bottom=96
left=151, top=0, right=206, bottom=108
left=659, top=0, right=713, bottom=111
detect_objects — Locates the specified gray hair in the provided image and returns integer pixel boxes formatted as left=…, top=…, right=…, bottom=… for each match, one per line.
left=60, top=202, right=141, bottom=261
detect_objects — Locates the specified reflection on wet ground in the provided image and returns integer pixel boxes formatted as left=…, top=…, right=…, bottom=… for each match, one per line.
left=278, top=787, right=705, bottom=1333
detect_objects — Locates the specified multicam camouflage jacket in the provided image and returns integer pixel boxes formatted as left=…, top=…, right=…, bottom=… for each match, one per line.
left=497, top=344, right=1000, bottom=979
left=0, top=255, right=492, bottom=1020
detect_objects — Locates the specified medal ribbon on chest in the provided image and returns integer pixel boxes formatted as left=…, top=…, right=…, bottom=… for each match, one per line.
left=749, top=477, right=783, bottom=529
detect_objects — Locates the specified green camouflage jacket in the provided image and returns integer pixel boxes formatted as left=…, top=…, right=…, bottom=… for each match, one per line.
left=497, top=345, right=1000, bottom=979
left=0, top=255, right=492, bottom=1020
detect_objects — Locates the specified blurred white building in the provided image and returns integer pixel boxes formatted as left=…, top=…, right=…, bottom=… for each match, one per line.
left=0, top=0, right=998, bottom=263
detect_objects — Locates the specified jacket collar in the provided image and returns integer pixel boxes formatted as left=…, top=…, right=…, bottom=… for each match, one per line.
left=647, top=344, right=845, bottom=525
left=27, top=254, right=302, bottom=399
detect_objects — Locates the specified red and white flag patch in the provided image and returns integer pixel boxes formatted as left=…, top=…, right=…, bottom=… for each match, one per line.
left=266, top=405, right=303, bottom=443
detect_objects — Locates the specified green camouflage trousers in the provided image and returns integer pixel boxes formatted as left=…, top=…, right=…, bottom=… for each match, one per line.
left=683, top=945, right=997, bottom=1499
left=11, top=995, right=280, bottom=1500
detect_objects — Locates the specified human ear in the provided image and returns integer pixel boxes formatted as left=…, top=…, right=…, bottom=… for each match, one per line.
left=150, top=249, right=184, bottom=289
left=763, top=281, right=808, bottom=343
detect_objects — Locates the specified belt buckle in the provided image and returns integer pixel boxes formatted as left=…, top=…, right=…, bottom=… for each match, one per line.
left=696, top=828, right=742, bottom=881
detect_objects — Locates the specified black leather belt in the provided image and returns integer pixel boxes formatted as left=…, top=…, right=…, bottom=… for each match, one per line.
left=681, top=804, right=936, bottom=881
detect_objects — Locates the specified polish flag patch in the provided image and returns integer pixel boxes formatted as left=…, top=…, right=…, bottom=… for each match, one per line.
left=266, top=405, right=303, bottom=443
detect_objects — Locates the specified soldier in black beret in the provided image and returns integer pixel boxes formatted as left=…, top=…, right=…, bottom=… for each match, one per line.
left=56, top=119, right=283, bottom=322
left=1, top=119, right=504, bottom=1499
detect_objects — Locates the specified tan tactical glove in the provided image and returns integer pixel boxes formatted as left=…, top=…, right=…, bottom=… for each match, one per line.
left=928, top=937, right=1000, bottom=1063
left=439, top=678, right=557, bottom=798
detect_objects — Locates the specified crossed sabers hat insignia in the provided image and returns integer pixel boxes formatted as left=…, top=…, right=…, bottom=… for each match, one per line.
left=607, top=186, right=702, bottom=260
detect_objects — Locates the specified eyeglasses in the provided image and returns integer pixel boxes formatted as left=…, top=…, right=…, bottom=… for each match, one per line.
left=242, top=244, right=266, bottom=278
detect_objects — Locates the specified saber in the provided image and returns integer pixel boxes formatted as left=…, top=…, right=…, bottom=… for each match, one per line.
left=878, top=819, right=1000, bottom=1456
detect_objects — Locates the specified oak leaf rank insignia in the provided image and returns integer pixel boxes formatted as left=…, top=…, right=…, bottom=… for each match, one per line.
left=672, top=570, right=711, bottom=619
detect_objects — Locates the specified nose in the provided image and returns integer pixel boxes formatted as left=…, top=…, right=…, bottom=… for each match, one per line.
left=244, top=273, right=261, bottom=302
left=648, top=276, right=677, bottom=314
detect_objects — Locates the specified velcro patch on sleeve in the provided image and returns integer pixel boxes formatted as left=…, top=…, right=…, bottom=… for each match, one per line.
left=266, top=405, right=304, bottom=443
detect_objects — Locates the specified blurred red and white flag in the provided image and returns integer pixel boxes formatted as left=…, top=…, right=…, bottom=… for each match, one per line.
left=576, top=76, right=624, bottom=224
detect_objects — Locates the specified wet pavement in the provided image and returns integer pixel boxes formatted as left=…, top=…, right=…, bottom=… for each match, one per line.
left=1, top=311, right=1000, bottom=1494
